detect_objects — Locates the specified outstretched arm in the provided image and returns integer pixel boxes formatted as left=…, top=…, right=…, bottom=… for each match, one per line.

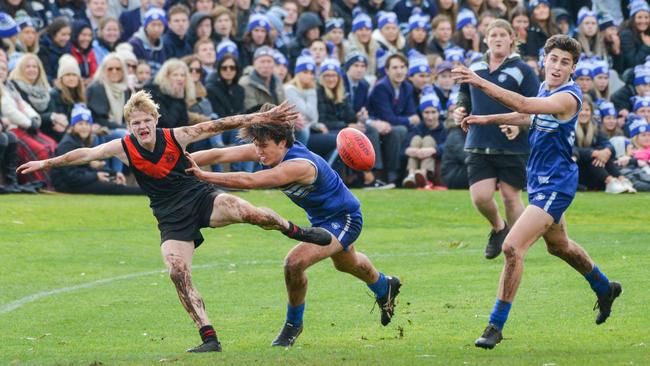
left=185, top=152, right=315, bottom=189
left=174, top=102, right=299, bottom=147
left=17, top=139, right=125, bottom=175
left=452, top=65, right=578, bottom=118
left=190, top=144, right=259, bottom=166
left=460, top=112, right=532, bottom=131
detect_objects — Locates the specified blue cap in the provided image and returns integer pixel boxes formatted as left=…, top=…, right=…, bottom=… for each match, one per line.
left=633, top=96, right=650, bottom=112
left=0, top=12, right=19, bottom=38
left=216, top=40, right=239, bottom=61
left=344, top=50, right=368, bottom=70
left=599, top=101, right=617, bottom=117
left=325, top=17, right=344, bottom=33
left=144, top=7, right=167, bottom=29
left=320, top=58, right=342, bottom=76
left=629, top=115, right=650, bottom=137
left=456, top=8, right=477, bottom=30
left=408, top=13, right=430, bottom=32
left=295, top=49, right=316, bottom=74
left=377, top=11, right=398, bottom=29
left=630, top=0, right=650, bottom=18
left=70, top=104, right=93, bottom=126
left=419, top=92, right=441, bottom=112
left=444, top=47, right=465, bottom=63
left=407, top=49, right=430, bottom=76
left=247, top=13, right=271, bottom=33
left=576, top=7, right=597, bottom=26
left=352, top=9, right=372, bottom=32
left=634, top=65, right=650, bottom=86
left=273, top=50, right=288, bottom=66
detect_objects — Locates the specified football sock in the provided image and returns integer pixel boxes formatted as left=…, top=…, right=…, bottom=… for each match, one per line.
left=199, top=325, right=217, bottom=342
left=489, top=299, right=511, bottom=331
left=584, top=265, right=610, bottom=297
left=368, top=272, right=388, bottom=299
left=282, top=222, right=300, bottom=238
left=286, top=303, right=305, bottom=327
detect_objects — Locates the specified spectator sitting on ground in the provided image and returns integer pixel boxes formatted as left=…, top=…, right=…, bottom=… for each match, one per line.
left=51, top=104, right=142, bottom=195
left=128, top=7, right=168, bottom=75
left=402, top=91, right=446, bottom=188
left=367, top=53, right=417, bottom=185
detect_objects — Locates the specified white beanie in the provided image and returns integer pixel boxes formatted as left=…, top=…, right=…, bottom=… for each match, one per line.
left=57, top=54, right=81, bottom=79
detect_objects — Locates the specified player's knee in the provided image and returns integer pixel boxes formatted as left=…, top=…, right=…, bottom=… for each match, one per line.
left=502, top=242, right=522, bottom=262
left=214, top=193, right=239, bottom=209
left=166, top=257, right=189, bottom=283
left=546, top=240, right=569, bottom=257
left=283, top=256, right=307, bottom=277
left=501, top=190, right=522, bottom=207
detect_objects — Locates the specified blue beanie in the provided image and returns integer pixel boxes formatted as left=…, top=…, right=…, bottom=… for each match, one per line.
left=597, top=14, right=616, bottom=31
left=216, top=40, right=239, bottom=61
left=408, top=13, right=430, bottom=33
left=574, top=58, right=594, bottom=79
left=0, top=12, right=19, bottom=38
left=274, top=50, right=288, bottom=66
left=320, top=57, right=342, bottom=76
left=144, top=7, right=167, bottom=29
left=377, top=11, right=398, bottom=29
left=247, top=13, right=271, bottom=33
left=352, top=9, right=372, bottom=32
left=295, top=49, right=316, bottom=74
left=634, top=65, right=650, bottom=86
left=599, top=102, right=617, bottom=117
left=419, top=92, right=441, bottom=112
left=633, top=96, right=650, bottom=112
left=456, top=8, right=477, bottom=30
left=576, top=7, right=597, bottom=26
left=344, top=50, right=368, bottom=70
left=444, top=47, right=465, bottom=63
left=70, top=104, right=93, bottom=126
left=528, top=0, right=550, bottom=12
left=629, top=115, right=650, bottom=137
left=407, top=49, right=430, bottom=76
left=591, top=58, right=608, bottom=77
left=630, top=0, right=650, bottom=18
left=325, top=17, right=344, bottom=33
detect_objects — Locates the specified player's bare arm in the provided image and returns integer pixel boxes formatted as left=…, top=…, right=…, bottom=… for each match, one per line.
left=16, top=139, right=127, bottom=175
left=452, top=65, right=578, bottom=119
left=185, top=152, right=315, bottom=189
left=174, top=102, right=299, bottom=146
left=190, top=144, right=258, bottom=166
left=461, top=112, right=532, bottom=131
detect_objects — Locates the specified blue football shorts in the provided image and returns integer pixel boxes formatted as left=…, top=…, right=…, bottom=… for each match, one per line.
left=528, top=190, right=574, bottom=224
left=311, top=209, right=363, bottom=251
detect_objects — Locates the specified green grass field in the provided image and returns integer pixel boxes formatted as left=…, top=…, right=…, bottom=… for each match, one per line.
left=1, top=191, right=648, bottom=365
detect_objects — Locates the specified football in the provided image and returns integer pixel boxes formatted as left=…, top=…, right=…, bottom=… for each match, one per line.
left=336, top=128, right=375, bottom=171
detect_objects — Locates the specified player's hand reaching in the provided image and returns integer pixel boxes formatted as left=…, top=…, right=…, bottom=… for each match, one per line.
left=263, top=101, right=300, bottom=125
left=500, top=125, right=520, bottom=140
left=17, top=160, right=45, bottom=175
left=460, top=115, right=491, bottom=132
left=184, top=151, right=205, bottom=178
left=452, top=65, right=483, bottom=87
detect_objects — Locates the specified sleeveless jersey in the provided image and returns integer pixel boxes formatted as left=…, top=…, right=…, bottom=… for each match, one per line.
left=527, top=80, right=582, bottom=196
left=121, top=128, right=216, bottom=222
left=264, top=142, right=360, bottom=222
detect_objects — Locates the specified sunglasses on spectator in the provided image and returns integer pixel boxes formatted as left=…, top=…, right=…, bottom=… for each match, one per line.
left=220, top=65, right=236, bottom=71
left=127, top=63, right=137, bottom=69
left=189, top=67, right=202, bottom=74
left=107, top=67, right=122, bottom=72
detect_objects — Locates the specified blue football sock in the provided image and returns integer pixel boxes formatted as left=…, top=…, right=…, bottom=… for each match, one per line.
left=368, top=272, right=388, bottom=298
left=584, top=265, right=610, bottom=297
left=286, top=303, right=305, bottom=327
left=489, top=299, right=512, bottom=331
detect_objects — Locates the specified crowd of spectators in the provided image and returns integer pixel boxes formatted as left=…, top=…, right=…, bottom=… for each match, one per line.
left=0, top=0, right=649, bottom=194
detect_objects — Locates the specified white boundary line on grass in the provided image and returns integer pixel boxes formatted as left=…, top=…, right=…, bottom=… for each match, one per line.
left=0, top=249, right=473, bottom=315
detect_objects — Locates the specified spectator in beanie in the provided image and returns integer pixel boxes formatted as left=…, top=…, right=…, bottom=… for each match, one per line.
left=612, top=65, right=650, bottom=117
left=344, top=10, right=379, bottom=84
left=524, top=0, right=560, bottom=57
left=324, top=17, right=346, bottom=64
left=343, top=50, right=370, bottom=114
left=372, top=11, right=405, bottom=53
left=393, top=0, right=437, bottom=24
left=50, top=54, right=86, bottom=130
left=598, top=13, right=624, bottom=76
left=240, top=13, right=274, bottom=68
left=163, top=4, right=192, bottom=59
left=14, top=14, right=37, bottom=54
left=274, top=49, right=290, bottom=82
left=0, top=12, right=19, bottom=57
left=403, top=13, right=429, bottom=56
left=284, top=49, right=318, bottom=145
left=453, top=8, right=479, bottom=52
left=92, top=17, right=121, bottom=65
left=573, top=7, right=606, bottom=58
left=119, top=0, right=165, bottom=42
left=38, top=17, right=72, bottom=82
left=129, top=7, right=168, bottom=75
left=70, top=21, right=98, bottom=83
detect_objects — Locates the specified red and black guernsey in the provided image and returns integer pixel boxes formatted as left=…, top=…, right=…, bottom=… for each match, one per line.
left=121, top=128, right=217, bottom=225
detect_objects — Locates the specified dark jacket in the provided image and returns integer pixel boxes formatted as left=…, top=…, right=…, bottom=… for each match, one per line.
left=620, top=27, right=650, bottom=73
left=368, top=76, right=417, bottom=127
left=162, top=30, right=193, bottom=59
left=611, top=69, right=636, bottom=113
left=205, top=72, right=245, bottom=118
left=573, top=129, right=616, bottom=163
left=393, top=0, right=437, bottom=24
left=520, top=26, right=549, bottom=58
left=441, top=126, right=469, bottom=189
left=343, top=74, right=369, bottom=114
left=128, top=28, right=167, bottom=75
left=317, top=85, right=356, bottom=131
left=49, top=87, right=76, bottom=120
left=402, top=120, right=447, bottom=157
left=119, top=7, right=142, bottom=43
left=86, top=81, right=132, bottom=129
left=38, top=35, right=71, bottom=82
left=458, top=53, right=539, bottom=154
left=51, top=133, right=101, bottom=190
left=331, top=0, right=355, bottom=34
left=143, top=82, right=189, bottom=128
left=187, top=11, right=212, bottom=48
left=287, top=12, right=322, bottom=70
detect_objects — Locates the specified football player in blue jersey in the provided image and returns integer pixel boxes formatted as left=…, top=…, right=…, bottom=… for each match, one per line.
left=187, top=103, right=402, bottom=348
left=453, top=35, right=622, bottom=349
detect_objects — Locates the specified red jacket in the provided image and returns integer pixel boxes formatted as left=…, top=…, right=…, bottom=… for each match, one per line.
left=70, top=45, right=98, bottom=80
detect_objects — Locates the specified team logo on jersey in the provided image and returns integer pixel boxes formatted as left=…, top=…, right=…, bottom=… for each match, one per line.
left=533, top=193, right=546, bottom=201
left=537, top=176, right=550, bottom=184
left=165, top=153, right=176, bottom=163
left=498, top=73, right=507, bottom=83
left=331, top=222, right=341, bottom=230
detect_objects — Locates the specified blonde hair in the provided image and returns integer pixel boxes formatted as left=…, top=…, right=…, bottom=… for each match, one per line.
left=154, top=58, right=196, bottom=104
left=319, top=71, right=345, bottom=103
left=486, top=19, right=519, bottom=50
left=576, top=95, right=595, bottom=148
left=124, top=90, right=160, bottom=124
left=9, top=53, right=50, bottom=88
left=94, top=52, right=127, bottom=84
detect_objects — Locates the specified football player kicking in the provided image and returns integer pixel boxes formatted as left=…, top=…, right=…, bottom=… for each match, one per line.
left=16, top=92, right=333, bottom=353
left=186, top=104, right=402, bottom=347
left=453, top=35, right=622, bottom=349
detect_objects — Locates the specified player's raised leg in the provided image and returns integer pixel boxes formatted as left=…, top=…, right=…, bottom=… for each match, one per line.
left=272, top=240, right=341, bottom=347
left=331, top=244, right=401, bottom=326
left=475, top=205, right=552, bottom=349
left=208, top=193, right=332, bottom=245
left=470, top=178, right=509, bottom=259
left=543, top=216, right=622, bottom=325
left=161, top=240, right=221, bottom=353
